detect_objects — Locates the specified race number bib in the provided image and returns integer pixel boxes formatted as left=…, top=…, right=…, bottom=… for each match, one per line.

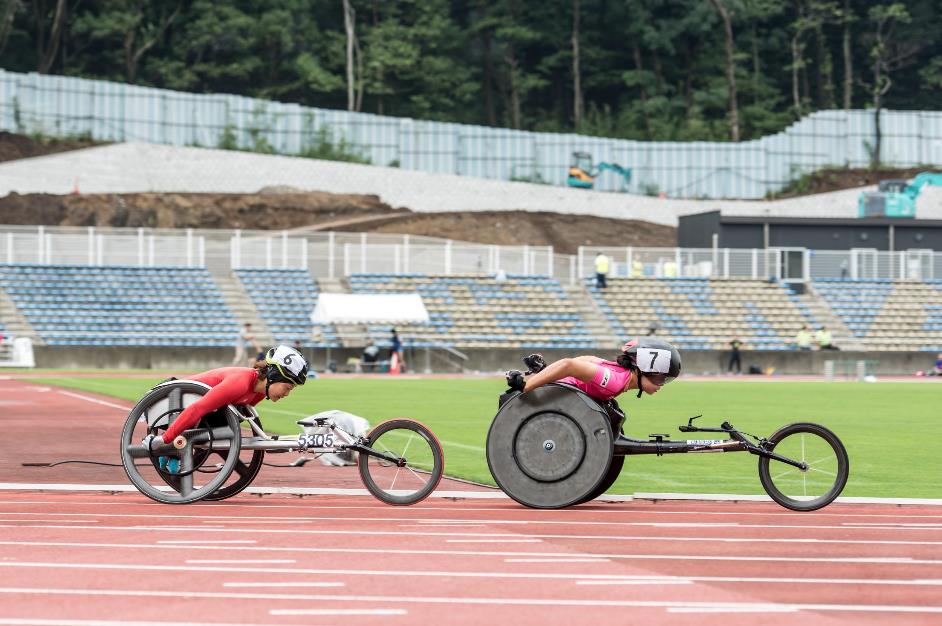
left=637, top=348, right=671, bottom=373
left=297, top=432, right=335, bottom=449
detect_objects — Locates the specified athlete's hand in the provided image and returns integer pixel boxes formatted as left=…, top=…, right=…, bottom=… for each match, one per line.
left=522, top=353, right=546, bottom=374
left=505, top=369, right=526, bottom=392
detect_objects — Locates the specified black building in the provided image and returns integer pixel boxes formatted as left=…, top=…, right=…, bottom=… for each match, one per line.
left=679, top=211, right=942, bottom=252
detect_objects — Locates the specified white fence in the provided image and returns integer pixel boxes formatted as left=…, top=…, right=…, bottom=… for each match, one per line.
left=2, top=225, right=941, bottom=283
left=3, top=69, right=942, bottom=199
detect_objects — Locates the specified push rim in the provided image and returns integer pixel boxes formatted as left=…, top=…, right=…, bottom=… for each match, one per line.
left=120, top=381, right=243, bottom=504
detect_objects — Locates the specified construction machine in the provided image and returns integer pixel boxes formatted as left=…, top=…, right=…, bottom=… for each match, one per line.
left=567, top=151, right=632, bottom=191
left=858, top=171, right=942, bottom=218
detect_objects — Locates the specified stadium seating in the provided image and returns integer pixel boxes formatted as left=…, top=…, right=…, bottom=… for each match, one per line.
left=346, top=273, right=595, bottom=349
left=234, top=268, right=339, bottom=348
left=813, top=278, right=942, bottom=351
left=0, top=264, right=238, bottom=346
left=586, top=277, right=814, bottom=350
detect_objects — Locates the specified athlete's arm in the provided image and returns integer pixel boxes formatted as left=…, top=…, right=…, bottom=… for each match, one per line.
left=522, top=357, right=602, bottom=392
left=161, top=373, right=253, bottom=443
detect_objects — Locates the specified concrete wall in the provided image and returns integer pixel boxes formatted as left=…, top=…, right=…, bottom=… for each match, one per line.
left=33, top=345, right=934, bottom=376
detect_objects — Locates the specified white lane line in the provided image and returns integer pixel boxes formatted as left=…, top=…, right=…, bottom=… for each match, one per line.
left=4, top=498, right=942, bottom=519
left=576, top=574, right=942, bottom=586
left=1, top=587, right=940, bottom=615
left=55, top=390, right=132, bottom=411
left=399, top=524, right=488, bottom=528
left=579, top=580, right=693, bottom=586
left=7, top=510, right=942, bottom=534
left=157, top=539, right=258, bottom=546
left=445, top=539, right=542, bottom=543
left=186, top=560, right=296, bottom=564
left=0, top=519, right=97, bottom=523
left=224, top=582, right=344, bottom=588
left=6, top=560, right=942, bottom=583
left=0, top=617, right=306, bottom=626
left=667, top=606, right=798, bottom=613
left=1, top=537, right=939, bottom=563
left=505, top=558, right=610, bottom=563
left=1, top=522, right=939, bottom=548
left=270, top=609, right=406, bottom=616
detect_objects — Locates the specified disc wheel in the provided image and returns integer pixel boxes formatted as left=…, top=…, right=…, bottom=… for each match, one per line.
left=758, top=422, right=849, bottom=512
left=574, top=455, right=625, bottom=505
left=120, top=382, right=243, bottom=504
left=358, top=419, right=444, bottom=506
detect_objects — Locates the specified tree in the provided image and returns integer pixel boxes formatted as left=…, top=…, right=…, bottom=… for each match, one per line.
left=863, top=2, right=916, bottom=167
left=571, top=0, right=582, bottom=129
left=0, top=0, right=24, bottom=55
left=342, top=0, right=357, bottom=111
left=31, top=0, right=69, bottom=73
left=707, top=0, right=739, bottom=141
left=839, top=0, right=854, bottom=109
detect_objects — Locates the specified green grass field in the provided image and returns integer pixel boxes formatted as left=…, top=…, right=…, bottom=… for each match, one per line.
left=32, top=374, right=942, bottom=499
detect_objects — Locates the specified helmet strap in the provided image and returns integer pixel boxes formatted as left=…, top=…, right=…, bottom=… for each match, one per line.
left=635, top=368, right=644, bottom=398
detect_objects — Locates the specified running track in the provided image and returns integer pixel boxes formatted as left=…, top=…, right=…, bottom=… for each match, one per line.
left=1, top=379, right=941, bottom=625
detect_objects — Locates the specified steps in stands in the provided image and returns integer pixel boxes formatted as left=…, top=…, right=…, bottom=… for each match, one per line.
left=0, top=288, right=44, bottom=346
left=562, top=284, right=620, bottom=349
left=797, top=285, right=863, bottom=351
left=215, top=272, right=273, bottom=347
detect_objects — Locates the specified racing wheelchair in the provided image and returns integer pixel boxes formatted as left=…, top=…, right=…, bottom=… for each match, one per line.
left=119, top=379, right=444, bottom=506
left=487, top=369, right=848, bottom=512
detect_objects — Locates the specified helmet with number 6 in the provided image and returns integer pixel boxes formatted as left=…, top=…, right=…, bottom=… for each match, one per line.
left=616, top=338, right=682, bottom=386
left=264, top=344, right=309, bottom=386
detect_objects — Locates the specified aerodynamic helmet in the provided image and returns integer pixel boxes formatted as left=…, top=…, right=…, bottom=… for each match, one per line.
left=264, top=344, right=309, bottom=386
left=617, top=338, right=682, bottom=387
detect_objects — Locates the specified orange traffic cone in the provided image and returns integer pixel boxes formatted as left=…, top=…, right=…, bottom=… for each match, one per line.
left=389, top=352, right=401, bottom=375
left=71, top=177, right=81, bottom=195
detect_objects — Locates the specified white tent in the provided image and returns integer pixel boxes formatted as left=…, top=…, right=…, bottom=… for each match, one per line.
left=310, top=293, right=430, bottom=325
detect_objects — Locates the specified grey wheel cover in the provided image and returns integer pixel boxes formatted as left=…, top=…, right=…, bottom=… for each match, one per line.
left=487, top=384, right=613, bottom=509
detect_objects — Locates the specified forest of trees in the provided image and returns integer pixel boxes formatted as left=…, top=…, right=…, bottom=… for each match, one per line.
left=1, top=0, right=941, bottom=145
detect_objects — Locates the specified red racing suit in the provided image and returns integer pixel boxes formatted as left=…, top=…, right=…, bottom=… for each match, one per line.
left=161, top=367, right=265, bottom=443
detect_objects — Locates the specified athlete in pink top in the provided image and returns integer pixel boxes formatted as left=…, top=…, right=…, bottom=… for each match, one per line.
left=507, top=338, right=682, bottom=402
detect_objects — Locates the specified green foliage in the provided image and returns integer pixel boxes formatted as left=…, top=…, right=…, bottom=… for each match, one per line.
left=30, top=375, right=942, bottom=498
left=297, top=125, right=371, bottom=164
left=2, top=0, right=941, bottom=142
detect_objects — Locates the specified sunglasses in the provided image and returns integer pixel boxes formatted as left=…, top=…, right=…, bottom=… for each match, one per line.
left=644, top=373, right=675, bottom=386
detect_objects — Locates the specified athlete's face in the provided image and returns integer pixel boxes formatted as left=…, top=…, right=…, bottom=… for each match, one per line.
left=267, top=382, right=295, bottom=401
left=640, top=376, right=663, bottom=395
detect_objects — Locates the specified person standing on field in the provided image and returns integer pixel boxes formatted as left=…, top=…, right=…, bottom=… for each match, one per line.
left=233, top=322, right=261, bottom=366
left=594, top=252, right=610, bottom=289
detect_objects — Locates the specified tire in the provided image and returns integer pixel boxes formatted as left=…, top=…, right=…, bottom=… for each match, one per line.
left=574, top=455, right=625, bottom=505
left=758, top=422, right=849, bottom=512
left=119, top=382, right=243, bottom=504
left=358, top=419, right=444, bottom=506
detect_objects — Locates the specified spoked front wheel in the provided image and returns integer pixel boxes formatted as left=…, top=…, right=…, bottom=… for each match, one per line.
left=358, top=419, right=444, bottom=506
left=758, top=422, right=849, bottom=512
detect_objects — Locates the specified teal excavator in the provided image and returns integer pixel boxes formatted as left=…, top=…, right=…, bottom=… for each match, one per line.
left=858, top=171, right=942, bottom=218
left=566, top=151, right=632, bottom=191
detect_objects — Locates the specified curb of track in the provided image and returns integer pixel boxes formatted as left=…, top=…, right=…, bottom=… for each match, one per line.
left=1, top=482, right=940, bottom=506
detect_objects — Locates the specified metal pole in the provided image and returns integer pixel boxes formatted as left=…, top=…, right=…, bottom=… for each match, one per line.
left=403, top=234, right=410, bottom=274
left=266, top=236, right=272, bottom=269
left=186, top=229, right=193, bottom=267
left=37, top=226, right=44, bottom=264
left=138, top=227, right=145, bottom=266
left=328, top=232, right=335, bottom=278
left=282, top=231, right=288, bottom=268
left=360, top=232, right=367, bottom=273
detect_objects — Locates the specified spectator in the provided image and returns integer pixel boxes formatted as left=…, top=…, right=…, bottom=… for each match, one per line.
left=840, top=259, right=849, bottom=280
left=390, top=328, right=405, bottom=372
left=232, top=323, right=261, bottom=366
left=594, top=252, right=610, bottom=289
left=630, top=259, right=644, bottom=277
left=361, top=341, right=380, bottom=372
left=928, top=353, right=942, bottom=376
left=728, top=336, right=743, bottom=374
left=816, top=326, right=838, bottom=350
left=646, top=323, right=658, bottom=337
left=795, top=325, right=813, bottom=351
left=494, top=268, right=508, bottom=282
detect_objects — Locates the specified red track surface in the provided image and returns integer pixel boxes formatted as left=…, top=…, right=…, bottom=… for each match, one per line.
left=1, top=378, right=941, bottom=625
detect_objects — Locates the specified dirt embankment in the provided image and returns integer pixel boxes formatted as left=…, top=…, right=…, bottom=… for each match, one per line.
left=4, top=132, right=932, bottom=253
left=0, top=191, right=676, bottom=254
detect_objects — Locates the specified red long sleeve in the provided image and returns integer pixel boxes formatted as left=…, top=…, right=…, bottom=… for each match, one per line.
left=161, top=368, right=263, bottom=443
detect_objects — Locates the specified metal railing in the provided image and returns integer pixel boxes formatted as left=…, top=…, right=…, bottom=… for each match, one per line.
left=3, top=224, right=942, bottom=283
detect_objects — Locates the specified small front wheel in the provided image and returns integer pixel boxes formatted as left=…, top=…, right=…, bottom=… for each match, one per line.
left=358, top=419, right=444, bottom=506
left=758, top=422, right=849, bottom=512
